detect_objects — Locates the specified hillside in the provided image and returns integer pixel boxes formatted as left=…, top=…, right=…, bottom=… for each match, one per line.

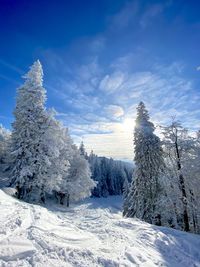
left=0, top=189, right=200, bottom=267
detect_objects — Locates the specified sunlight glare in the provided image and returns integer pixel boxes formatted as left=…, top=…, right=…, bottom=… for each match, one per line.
left=122, top=118, right=134, bottom=133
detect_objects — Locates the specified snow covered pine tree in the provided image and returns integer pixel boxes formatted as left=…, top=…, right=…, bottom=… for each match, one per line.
left=10, top=60, right=95, bottom=204
left=64, top=143, right=96, bottom=204
left=79, top=141, right=88, bottom=159
left=0, top=125, right=10, bottom=164
left=123, top=102, right=164, bottom=225
left=88, top=150, right=133, bottom=197
left=162, top=121, right=192, bottom=232
left=10, top=60, right=61, bottom=202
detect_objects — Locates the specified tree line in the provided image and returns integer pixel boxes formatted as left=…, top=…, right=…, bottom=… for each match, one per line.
left=79, top=143, right=133, bottom=197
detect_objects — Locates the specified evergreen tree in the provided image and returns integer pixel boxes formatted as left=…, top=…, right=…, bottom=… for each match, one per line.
left=122, top=176, right=129, bottom=200
left=42, top=113, right=71, bottom=195
left=10, top=61, right=71, bottom=202
left=79, top=141, right=87, bottom=158
left=10, top=60, right=48, bottom=201
left=123, top=102, right=164, bottom=224
left=88, top=152, right=133, bottom=197
left=122, top=176, right=130, bottom=217
left=0, top=125, right=10, bottom=164
left=64, top=144, right=96, bottom=203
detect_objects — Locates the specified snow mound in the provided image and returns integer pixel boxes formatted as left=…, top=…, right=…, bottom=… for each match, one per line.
left=0, top=189, right=200, bottom=267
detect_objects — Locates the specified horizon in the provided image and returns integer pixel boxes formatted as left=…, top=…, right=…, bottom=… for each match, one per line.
left=0, top=0, right=200, bottom=160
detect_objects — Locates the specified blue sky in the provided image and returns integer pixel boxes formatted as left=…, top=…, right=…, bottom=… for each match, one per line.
left=0, top=0, right=200, bottom=160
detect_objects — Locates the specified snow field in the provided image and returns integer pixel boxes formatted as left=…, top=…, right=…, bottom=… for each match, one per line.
left=0, top=190, right=200, bottom=267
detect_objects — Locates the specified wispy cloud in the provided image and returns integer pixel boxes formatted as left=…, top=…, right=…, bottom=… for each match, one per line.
left=0, top=59, right=24, bottom=74
left=99, top=71, right=126, bottom=94
left=44, top=52, right=200, bottom=159
left=105, top=105, right=124, bottom=119
left=38, top=1, right=200, bottom=160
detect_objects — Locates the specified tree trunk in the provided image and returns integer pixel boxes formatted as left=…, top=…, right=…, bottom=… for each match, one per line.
left=40, top=184, right=45, bottom=204
left=59, top=192, right=65, bottom=205
left=66, top=193, right=70, bottom=207
left=175, top=135, right=190, bottom=232
left=189, top=189, right=197, bottom=233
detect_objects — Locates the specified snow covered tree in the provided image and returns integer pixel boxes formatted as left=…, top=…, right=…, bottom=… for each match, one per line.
left=10, top=60, right=71, bottom=202
left=88, top=151, right=133, bottom=197
left=10, top=60, right=48, bottom=200
left=161, top=121, right=197, bottom=232
left=0, top=125, right=10, bottom=163
left=62, top=144, right=96, bottom=203
left=122, top=176, right=129, bottom=201
left=41, top=112, right=71, bottom=196
left=123, top=102, right=164, bottom=224
left=122, top=176, right=130, bottom=214
left=79, top=141, right=88, bottom=159
left=89, top=152, right=103, bottom=197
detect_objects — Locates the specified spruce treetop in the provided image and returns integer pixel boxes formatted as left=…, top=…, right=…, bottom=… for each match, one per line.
left=15, top=60, right=46, bottom=112
left=135, top=101, right=154, bottom=132
left=23, top=60, right=43, bottom=87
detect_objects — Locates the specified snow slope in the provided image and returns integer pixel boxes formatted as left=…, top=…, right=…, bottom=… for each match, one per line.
left=0, top=189, right=200, bottom=267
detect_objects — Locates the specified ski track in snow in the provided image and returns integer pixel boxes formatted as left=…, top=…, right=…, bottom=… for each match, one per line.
left=0, top=189, right=200, bottom=267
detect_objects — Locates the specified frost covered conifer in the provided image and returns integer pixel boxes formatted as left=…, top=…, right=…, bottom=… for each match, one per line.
left=122, top=176, right=129, bottom=200
left=10, top=60, right=70, bottom=202
left=41, top=112, right=71, bottom=195
left=88, top=152, right=133, bottom=197
left=0, top=125, right=10, bottom=164
left=123, top=102, right=164, bottom=224
left=64, top=144, right=96, bottom=203
left=122, top=176, right=130, bottom=214
left=10, top=60, right=96, bottom=204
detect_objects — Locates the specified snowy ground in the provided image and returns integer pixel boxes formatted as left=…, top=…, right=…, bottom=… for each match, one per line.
left=0, top=189, right=200, bottom=267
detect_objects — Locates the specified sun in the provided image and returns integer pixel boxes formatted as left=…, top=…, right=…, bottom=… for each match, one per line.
left=122, top=118, right=134, bottom=133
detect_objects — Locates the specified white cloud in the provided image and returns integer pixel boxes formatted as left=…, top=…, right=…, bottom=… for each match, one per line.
left=196, top=66, right=200, bottom=71
left=105, top=105, right=124, bottom=118
left=99, top=71, right=126, bottom=93
left=44, top=47, right=200, bottom=160
left=77, top=58, right=101, bottom=82
left=110, top=53, right=135, bottom=71
left=72, top=120, right=133, bottom=160
left=56, top=58, right=200, bottom=160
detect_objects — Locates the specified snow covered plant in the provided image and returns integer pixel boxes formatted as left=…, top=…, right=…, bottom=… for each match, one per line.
left=88, top=150, right=133, bottom=197
left=64, top=144, right=96, bottom=202
left=0, top=125, right=10, bottom=163
left=123, top=102, right=200, bottom=234
left=10, top=60, right=95, bottom=204
left=123, top=102, right=165, bottom=225
left=161, top=121, right=200, bottom=233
